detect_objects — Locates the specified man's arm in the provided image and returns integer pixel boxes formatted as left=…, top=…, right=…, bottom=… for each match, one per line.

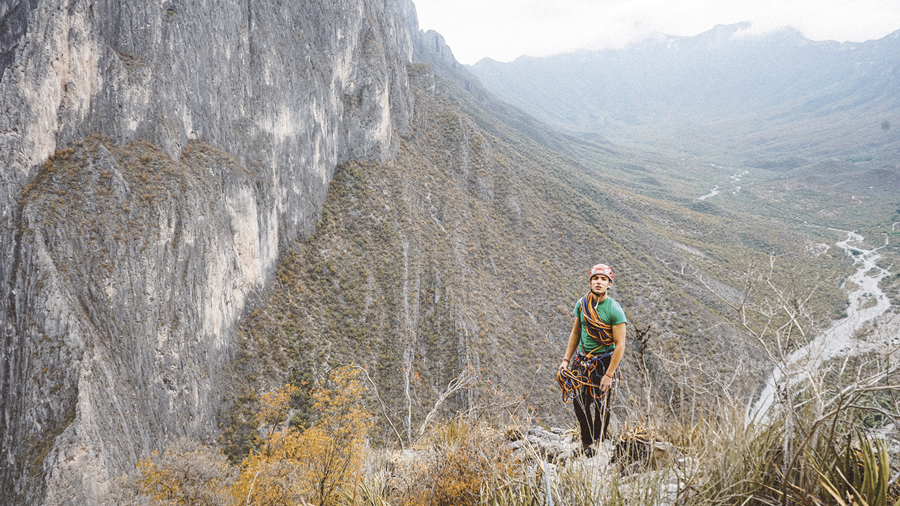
left=600, top=322, right=626, bottom=391
left=559, top=319, right=581, bottom=372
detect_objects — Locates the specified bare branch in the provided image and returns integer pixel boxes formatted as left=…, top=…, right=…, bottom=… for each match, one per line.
left=351, top=364, right=405, bottom=447
left=417, top=365, right=477, bottom=437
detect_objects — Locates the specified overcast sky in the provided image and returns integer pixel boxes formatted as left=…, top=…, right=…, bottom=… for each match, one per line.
left=412, top=0, right=900, bottom=65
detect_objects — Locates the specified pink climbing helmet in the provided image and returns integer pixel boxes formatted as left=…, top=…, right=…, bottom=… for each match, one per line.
left=589, top=263, right=614, bottom=282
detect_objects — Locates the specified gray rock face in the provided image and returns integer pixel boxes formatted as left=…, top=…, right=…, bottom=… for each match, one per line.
left=0, top=0, right=425, bottom=503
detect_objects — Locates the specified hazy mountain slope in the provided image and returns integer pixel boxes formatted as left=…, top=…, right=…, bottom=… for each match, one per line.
left=470, top=25, right=900, bottom=161
left=223, top=59, right=850, bottom=456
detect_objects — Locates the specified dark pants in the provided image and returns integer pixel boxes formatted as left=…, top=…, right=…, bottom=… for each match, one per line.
left=572, top=354, right=612, bottom=449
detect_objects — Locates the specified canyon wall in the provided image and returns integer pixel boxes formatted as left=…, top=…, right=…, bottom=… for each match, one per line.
left=0, top=0, right=422, bottom=503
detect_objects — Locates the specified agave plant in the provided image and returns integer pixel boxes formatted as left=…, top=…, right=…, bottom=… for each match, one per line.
left=815, top=429, right=898, bottom=506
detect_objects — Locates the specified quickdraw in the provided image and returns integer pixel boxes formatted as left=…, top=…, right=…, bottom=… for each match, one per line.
left=556, top=352, right=619, bottom=403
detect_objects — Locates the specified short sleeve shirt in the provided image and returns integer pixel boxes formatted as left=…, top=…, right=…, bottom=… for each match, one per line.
left=573, top=296, right=627, bottom=355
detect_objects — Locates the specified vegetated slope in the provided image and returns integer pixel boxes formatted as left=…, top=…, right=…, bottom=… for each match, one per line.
left=224, top=61, right=849, bottom=456
left=470, top=24, right=900, bottom=163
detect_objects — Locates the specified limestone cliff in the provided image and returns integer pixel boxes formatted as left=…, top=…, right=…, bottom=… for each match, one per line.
left=0, top=0, right=423, bottom=503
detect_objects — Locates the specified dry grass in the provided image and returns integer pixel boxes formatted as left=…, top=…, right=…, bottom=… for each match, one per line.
left=394, top=418, right=521, bottom=506
left=121, top=399, right=900, bottom=506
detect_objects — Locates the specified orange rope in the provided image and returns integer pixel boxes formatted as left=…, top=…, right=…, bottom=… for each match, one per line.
left=556, top=353, right=618, bottom=402
left=580, top=292, right=615, bottom=347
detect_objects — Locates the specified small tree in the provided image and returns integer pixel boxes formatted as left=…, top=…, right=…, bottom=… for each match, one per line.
left=231, top=366, right=371, bottom=506
left=255, top=384, right=299, bottom=437
left=122, top=439, right=236, bottom=506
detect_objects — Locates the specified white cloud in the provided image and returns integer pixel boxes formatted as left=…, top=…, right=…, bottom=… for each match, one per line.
left=412, top=0, right=900, bottom=64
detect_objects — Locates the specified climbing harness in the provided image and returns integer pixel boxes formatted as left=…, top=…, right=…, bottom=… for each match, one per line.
left=556, top=351, right=618, bottom=403
left=559, top=291, right=620, bottom=403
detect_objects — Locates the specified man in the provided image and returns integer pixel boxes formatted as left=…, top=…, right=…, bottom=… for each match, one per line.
left=558, top=263, right=627, bottom=456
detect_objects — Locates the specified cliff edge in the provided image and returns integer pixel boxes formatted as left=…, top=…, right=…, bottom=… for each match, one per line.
left=0, top=0, right=423, bottom=503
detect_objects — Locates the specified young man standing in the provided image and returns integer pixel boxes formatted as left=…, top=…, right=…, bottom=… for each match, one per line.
left=558, top=263, right=627, bottom=456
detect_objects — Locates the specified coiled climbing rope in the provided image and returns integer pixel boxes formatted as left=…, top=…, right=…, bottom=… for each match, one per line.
left=556, top=352, right=618, bottom=403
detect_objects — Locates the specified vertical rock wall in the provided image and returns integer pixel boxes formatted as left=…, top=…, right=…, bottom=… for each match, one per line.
left=0, top=0, right=421, bottom=503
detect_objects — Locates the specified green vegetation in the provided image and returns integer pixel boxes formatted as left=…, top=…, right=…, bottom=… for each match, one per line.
left=881, top=273, right=900, bottom=308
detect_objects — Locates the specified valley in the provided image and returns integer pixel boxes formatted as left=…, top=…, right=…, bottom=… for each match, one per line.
left=468, top=25, right=900, bottom=483
left=749, top=229, right=896, bottom=423
left=221, top=57, right=863, bottom=459
left=1, top=1, right=898, bottom=504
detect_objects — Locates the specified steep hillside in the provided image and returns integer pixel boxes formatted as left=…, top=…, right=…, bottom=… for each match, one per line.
left=223, top=59, right=850, bottom=457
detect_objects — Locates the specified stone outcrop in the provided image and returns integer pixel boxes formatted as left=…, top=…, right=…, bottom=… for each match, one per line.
left=0, top=0, right=427, bottom=503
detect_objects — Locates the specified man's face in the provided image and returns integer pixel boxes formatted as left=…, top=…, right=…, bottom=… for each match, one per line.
left=590, top=274, right=611, bottom=295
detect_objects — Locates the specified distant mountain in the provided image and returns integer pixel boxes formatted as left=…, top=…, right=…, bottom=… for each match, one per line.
left=470, top=24, right=900, bottom=162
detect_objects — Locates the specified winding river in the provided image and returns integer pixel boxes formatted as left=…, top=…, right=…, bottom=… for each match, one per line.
left=748, top=229, right=895, bottom=423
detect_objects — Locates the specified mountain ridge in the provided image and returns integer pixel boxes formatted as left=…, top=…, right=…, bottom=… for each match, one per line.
left=469, top=23, right=900, bottom=162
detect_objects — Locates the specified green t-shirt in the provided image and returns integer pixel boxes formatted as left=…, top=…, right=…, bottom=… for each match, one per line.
left=574, top=296, right=627, bottom=355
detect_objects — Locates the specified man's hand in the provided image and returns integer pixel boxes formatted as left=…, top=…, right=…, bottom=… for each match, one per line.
left=558, top=358, right=569, bottom=373
left=600, top=373, right=613, bottom=391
